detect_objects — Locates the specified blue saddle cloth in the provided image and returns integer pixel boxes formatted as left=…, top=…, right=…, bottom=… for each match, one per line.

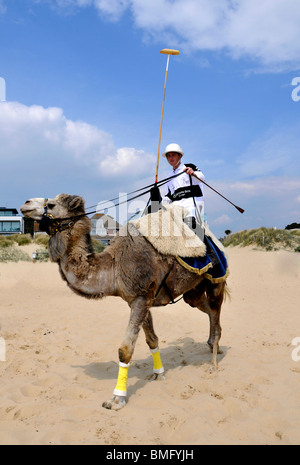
left=177, top=235, right=229, bottom=283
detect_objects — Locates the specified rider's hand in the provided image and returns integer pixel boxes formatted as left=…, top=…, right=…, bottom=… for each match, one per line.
left=185, top=167, right=194, bottom=176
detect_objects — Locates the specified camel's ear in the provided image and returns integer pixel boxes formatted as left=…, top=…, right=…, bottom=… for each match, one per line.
left=68, top=195, right=84, bottom=211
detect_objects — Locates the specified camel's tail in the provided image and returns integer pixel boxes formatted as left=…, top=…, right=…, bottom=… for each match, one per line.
left=224, top=282, right=231, bottom=302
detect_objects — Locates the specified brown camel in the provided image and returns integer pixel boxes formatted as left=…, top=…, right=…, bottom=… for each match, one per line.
left=21, top=194, right=228, bottom=410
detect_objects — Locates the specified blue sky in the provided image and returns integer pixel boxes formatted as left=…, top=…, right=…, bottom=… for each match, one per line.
left=0, top=0, right=300, bottom=237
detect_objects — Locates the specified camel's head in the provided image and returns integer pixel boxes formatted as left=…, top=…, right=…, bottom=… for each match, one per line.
left=21, top=194, right=85, bottom=221
left=21, top=195, right=88, bottom=262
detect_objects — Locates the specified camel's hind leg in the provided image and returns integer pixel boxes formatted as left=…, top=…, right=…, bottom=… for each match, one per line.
left=183, top=280, right=226, bottom=369
left=142, top=311, right=165, bottom=380
left=206, top=281, right=226, bottom=368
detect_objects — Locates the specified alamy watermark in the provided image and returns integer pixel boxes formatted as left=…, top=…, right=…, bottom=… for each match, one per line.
left=291, top=337, right=300, bottom=362
left=0, top=77, right=6, bottom=102
left=96, top=195, right=206, bottom=244
left=291, top=77, right=300, bottom=102
left=0, top=337, right=6, bottom=362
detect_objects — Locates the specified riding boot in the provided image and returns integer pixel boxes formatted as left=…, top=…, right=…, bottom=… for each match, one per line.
left=148, top=185, right=162, bottom=214
left=204, top=236, right=219, bottom=266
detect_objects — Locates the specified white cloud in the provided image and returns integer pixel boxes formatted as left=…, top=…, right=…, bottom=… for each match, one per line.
left=90, top=0, right=300, bottom=71
left=100, top=147, right=155, bottom=175
left=50, top=0, right=129, bottom=20
left=0, top=101, right=155, bottom=180
left=220, top=177, right=300, bottom=198
left=2, top=0, right=300, bottom=70
left=0, top=100, right=158, bottom=212
left=93, top=0, right=129, bottom=21
left=211, top=214, right=231, bottom=226
left=224, top=1, right=300, bottom=68
left=204, top=176, right=300, bottom=236
left=3, top=0, right=300, bottom=69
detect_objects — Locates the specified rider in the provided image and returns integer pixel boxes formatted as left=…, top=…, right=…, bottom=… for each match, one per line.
left=161, top=143, right=205, bottom=238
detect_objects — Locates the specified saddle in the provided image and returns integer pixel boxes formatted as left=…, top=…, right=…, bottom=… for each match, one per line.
left=130, top=205, right=229, bottom=284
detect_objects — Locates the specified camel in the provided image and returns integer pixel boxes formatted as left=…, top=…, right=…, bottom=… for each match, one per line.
left=21, top=194, right=228, bottom=410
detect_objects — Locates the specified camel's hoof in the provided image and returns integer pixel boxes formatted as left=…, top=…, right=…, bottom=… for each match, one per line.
left=147, top=372, right=166, bottom=381
left=102, top=395, right=127, bottom=411
left=209, top=364, right=217, bottom=373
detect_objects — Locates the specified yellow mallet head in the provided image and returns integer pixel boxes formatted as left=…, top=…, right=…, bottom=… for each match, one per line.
left=160, top=49, right=180, bottom=55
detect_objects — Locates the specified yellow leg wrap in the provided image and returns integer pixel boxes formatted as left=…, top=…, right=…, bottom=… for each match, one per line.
left=113, top=362, right=129, bottom=397
left=151, top=347, right=164, bottom=374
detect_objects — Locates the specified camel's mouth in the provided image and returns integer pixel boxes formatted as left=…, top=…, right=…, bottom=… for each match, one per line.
left=20, top=208, right=42, bottom=220
left=20, top=204, right=31, bottom=214
left=21, top=208, right=39, bottom=217
left=20, top=199, right=44, bottom=220
left=20, top=204, right=34, bottom=216
left=20, top=206, right=32, bottom=217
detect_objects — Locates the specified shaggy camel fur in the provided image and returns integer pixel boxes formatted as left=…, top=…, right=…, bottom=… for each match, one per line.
left=21, top=194, right=228, bottom=410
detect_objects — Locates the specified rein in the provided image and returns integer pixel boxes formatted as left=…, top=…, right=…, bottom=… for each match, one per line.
left=39, top=200, right=77, bottom=236
left=39, top=171, right=186, bottom=236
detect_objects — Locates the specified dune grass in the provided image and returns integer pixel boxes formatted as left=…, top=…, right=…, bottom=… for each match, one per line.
left=0, top=233, right=106, bottom=262
left=0, top=245, right=32, bottom=262
left=1, top=228, right=299, bottom=262
left=222, top=227, right=300, bottom=252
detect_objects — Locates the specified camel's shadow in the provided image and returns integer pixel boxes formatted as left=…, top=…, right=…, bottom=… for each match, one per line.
left=74, top=337, right=229, bottom=398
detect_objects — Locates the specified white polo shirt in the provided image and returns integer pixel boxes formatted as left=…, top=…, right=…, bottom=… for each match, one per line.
left=162, top=162, right=205, bottom=218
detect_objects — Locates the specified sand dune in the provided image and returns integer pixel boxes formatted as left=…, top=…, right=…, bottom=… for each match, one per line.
left=0, top=247, right=299, bottom=445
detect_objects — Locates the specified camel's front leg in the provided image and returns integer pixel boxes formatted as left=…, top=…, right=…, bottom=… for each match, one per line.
left=102, top=297, right=149, bottom=411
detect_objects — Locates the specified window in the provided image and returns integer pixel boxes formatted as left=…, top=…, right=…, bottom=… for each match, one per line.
left=0, top=210, right=17, bottom=216
left=0, top=221, right=21, bottom=233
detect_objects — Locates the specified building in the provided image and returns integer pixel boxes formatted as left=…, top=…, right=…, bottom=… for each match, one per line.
left=91, top=213, right=121, bottom=245
left=0, top=207, right=24, bottom=235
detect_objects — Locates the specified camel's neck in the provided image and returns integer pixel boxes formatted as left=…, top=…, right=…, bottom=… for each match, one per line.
left=59, top=250, right=116, bottom=299
left=50, top=221, right=116, bottom=299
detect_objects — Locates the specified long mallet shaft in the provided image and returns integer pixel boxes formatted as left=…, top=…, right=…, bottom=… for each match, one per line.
left=155, top=49, right=180, bottom=183
left=192, top=172, right=245, bottom=214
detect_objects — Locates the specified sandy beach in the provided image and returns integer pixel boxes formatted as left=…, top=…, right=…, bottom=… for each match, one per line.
left=0, top=245, right=300, bottom=445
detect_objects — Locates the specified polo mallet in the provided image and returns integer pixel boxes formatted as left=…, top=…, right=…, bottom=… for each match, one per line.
left=155, top=48, right=180, bottom=183
left=191, top=172, right=245, bottom=214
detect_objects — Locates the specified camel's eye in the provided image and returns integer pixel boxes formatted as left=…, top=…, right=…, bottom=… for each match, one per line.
left=47, top=203, right=55, bottom=210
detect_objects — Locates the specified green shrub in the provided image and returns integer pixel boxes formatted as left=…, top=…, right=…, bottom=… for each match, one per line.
left=0, top=246, right=32, bottom=262
left=223, top=227, right=300, bottom=252
left=15, top=234, right=32, bottom=246
left=34, top=234, right=49, bottom=248
left=0, top=238, right=12, bottom=248
left=290, top=230, right=300, bottom=237
left=0, top=234, right=33, bottom=247
left=92, top=239, right=106, bottom=253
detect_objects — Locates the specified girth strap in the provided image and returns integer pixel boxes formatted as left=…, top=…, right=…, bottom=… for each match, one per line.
left=155, top=261, right=177, bottom=304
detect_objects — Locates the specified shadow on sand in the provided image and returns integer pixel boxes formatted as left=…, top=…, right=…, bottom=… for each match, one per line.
left=74, top=337, right=229, bottom=401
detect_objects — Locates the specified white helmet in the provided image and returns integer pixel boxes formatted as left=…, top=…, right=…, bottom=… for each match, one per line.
left=162, top=143, right=184, bottom=158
